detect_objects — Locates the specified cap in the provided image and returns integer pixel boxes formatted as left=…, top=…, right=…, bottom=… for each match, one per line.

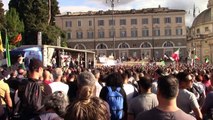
left=77, top=71, right=96, bottom=87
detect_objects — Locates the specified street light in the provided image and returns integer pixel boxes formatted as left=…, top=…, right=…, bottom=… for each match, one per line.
left=188, top=3, right=200, bottom=18
left=106, top=0, right=120, bottom=59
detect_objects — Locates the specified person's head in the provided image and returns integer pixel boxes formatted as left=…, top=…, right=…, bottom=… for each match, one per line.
left=195, top=74, right=203, bottom=82
left=125, top=69, right=132, bottom=79
left=92, top=69, right=100, bottom=80
left=67, top=73, right=76, bottom=82
left=18, top=68, right=25, bottom=75
left=11, top=70, right=18, bottom=78
left=105, top=72, right=123, bottom=87
left=44, top=91, right=69, bottom=117
left=28, top=58, right=43, bottom=78
left=138, top=76, right=152, bottom=92
left=77, top=71, right=96, bottom=99
left=121, top=72, right=129, bottom=83
left=52, top=68, right=63, bottom=81
left=157, top=75, right=179, bottom=100
left=65, top=71, right=109, bottom=120
left=176, top=72, right=193, bottom=89
left=43, top=69, right=52, bottom=81
left=65, top=97, right=109, bottom=120
left=155, top=68, right=164, bottom=77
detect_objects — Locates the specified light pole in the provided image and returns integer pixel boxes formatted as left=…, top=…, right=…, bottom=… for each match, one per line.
left=151, top=14, right=154, bottom=61
left=106, top=0, right=119, bottom=59
left=188, top=4, right=200, bottom=18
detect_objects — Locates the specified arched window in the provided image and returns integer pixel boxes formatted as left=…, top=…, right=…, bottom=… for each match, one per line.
left=74, top=44, right=86, bottom=49
left=163, top=41, right=174, bottom=47
left=97, top=43, right=107, bottom=49
left=141, top=42, right=152, bottom=48
left=118, top=43, right=129, bottom=48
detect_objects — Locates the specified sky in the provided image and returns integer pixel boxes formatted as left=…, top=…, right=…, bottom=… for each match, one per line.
left=2, top=0, right=209, bottom=26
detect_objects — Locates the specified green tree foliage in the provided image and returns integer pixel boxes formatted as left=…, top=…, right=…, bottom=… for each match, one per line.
left=5, top=8, right=24, bottom=48
left=0, top=1, right=5, bottom=30
left=9, top=0, right=66, bottom=46
left=42, top=25, right=65, bottom=46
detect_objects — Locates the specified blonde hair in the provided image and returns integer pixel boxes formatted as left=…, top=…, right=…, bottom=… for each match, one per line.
left=65, top=85, right=109, bottom=120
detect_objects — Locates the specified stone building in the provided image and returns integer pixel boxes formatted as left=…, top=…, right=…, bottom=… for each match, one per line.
left=187, top=0, right=213, bottom=63
left=55, top=6, right=187, bottom=60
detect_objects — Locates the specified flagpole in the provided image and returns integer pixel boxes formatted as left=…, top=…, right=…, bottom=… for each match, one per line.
left=193, top=48, right=196, bottom=68
left=0, top=31, right=4, bottom=59
left=5, top=29, right=11, bottom=67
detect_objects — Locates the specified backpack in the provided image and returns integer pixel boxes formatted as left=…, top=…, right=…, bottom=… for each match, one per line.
left=106, top=87, right=124, bottom=120
left=18, top=80, right=44, bottom=119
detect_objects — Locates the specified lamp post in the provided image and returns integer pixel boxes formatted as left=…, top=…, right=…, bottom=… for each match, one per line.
left=151, top=14, right=154, bottom=61
left=188, top=4, right=200, bottom=18
left=106, top=0, right=119, bottom=59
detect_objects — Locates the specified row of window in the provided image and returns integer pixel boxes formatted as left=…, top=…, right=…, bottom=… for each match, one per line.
left=65, top=17, right=183, bottom=27
left=75, top=41, right=174, bottom=49
left=67, top=28, right=183, bottom=39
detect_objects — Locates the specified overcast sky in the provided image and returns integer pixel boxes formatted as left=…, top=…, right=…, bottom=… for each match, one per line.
left=2, top=0, right=209, bottom=26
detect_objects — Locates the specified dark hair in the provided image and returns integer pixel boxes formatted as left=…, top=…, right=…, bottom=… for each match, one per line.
left=121, top=72, right=128, bottom=82
left=68, top=73, right=76, bottom=80
left=155, top=68, right=164, bottom=76
left=158, top=75, right=179, bottom=100
left=176, top=72, right=189, bottom=83
left=195, top=75, right=203, bottom=82
left=105, top=72, right=123, bottom=87
left=125, top=69, right=132, bottom=78
left=28, top=58, right=43, bottom=72
left=138, top=76, right=152, bottom=91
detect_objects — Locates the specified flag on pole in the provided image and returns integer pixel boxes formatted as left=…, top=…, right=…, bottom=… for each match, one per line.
left=163, top=54, right=169, bottom=59
left=171, top=49, right=180, bottom=61
left=194, top=55, right=200, bottom=60
left=5, top=32, right=11, bottom=67
left=0, top=31, right=4, bottom=52
left=11, top=33, right=22, bottom=45
left=205, top=58, right=209, bottom=63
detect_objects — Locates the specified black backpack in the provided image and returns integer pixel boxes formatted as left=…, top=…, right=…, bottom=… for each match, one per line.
left=18, top=80, right=44, bottom=119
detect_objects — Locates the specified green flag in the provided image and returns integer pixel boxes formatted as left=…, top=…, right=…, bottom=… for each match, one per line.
left=5, top=32, right=11, bottom=67
left=205, top=58, right=209, bottom=63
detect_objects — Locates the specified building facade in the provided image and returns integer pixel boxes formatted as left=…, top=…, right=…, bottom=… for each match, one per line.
left=55, top=6, right=187, bottom=61
left=187, top=0, right=213, bottom=63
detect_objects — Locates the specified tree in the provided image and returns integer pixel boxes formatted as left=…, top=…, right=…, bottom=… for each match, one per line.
left=0, top=0, right=5, bottom=30
left=8, top=0, right=64, bottom=46
left=5, top=8, right=24, bottom=47
left=49, top=0, right=60, bottom=25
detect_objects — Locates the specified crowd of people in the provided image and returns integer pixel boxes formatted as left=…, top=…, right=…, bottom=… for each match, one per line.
left=0, top=56, right=213, bottom=120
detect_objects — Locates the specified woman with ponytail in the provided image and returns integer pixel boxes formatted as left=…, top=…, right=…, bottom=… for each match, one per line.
left=65, top=71, right=110, bottom=120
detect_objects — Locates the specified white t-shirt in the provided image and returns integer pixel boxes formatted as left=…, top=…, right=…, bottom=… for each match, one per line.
left=123, top=84, right=135, bottom=104
left=49, top=82, right=69, bottom=95
left=95, top=81, right=102, bottom=97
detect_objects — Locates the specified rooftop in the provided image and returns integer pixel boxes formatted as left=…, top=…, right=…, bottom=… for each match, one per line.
left=56, top=7, right=185, bottom=17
